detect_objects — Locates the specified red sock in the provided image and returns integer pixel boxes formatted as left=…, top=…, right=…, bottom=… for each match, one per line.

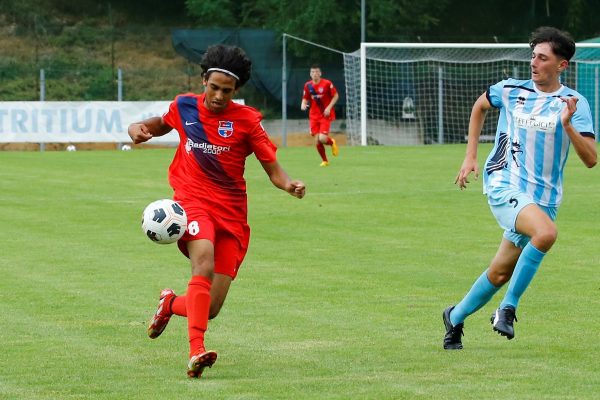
left=171, top=295, right=187, bottom=317
left=186, top=275, right=211, bottom=357
left=325, top=137, right=333, bottom=145
left=316, top=143, right=327, bottom=161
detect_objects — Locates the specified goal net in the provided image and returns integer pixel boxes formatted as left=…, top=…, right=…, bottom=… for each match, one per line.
left=343, top=43, right=600, bottom=146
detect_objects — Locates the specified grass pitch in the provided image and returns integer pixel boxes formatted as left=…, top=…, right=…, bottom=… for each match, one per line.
left=1, top=144, right=599, bottom=399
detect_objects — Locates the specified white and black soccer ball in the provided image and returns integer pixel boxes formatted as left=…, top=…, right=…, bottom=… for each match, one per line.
left=141, top=199, right=187, bottom=244
left=66, top=144, right=77, bottom=152
left=121, top=144, right=132, bottom=151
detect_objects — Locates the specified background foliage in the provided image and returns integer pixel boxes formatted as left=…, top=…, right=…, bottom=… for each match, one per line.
left=1, top=0, right=599, bottom=102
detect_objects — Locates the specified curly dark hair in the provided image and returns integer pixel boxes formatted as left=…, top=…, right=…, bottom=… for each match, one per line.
left=529, top=26, right=576, bottom=61
left=200, top=45, right=252, bottom=88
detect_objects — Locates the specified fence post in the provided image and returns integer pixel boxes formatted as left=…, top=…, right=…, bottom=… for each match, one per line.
left=116, top=68, right=124, bottom=150
left=39, top=68, right=45, bottom=101
left=595, top=67, right=599, bottom=139
left=281, top=34, right=287, bottom=147
left=437, top=65, right=444, bottom=144
left=39, top=69, right=45, bottom=151
left=117, top=68, right=123, bottom=101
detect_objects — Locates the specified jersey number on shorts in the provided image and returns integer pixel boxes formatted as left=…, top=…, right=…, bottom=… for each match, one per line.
left=188, top=221, right=200, bottom=235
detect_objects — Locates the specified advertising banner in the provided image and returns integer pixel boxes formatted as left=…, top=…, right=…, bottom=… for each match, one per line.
left=0, top=101, right=179, bottom=143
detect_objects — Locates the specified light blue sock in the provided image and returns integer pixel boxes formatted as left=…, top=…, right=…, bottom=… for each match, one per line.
left=450, top=269, right=501, bottom=326
left=500, top=243, right=546, bottom=310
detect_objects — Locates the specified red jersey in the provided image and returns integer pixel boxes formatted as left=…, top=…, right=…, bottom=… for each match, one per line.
left=163, top=93, right=277, bottom=222
left=302, top=78, right=337, bottom=120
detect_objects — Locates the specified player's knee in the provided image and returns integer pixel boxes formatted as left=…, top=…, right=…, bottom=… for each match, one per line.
left=208, top=308, right=220, bottom=320
left=189, top=254, right=215, bottom=277
left=209, top=299, right=224, bottom=320
left=488, top=269, right=510, bottom=286
left=533, top=224, right=558, bottom=251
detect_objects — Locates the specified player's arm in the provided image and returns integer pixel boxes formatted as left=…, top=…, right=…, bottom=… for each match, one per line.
left=301, top=98, right=309, bottom=111
left=260, top=160, right=305, bottom=199
left=455, top=92, right=492, bottom=189
left=560, top=97, right=597, bottom=168
left=128, top=117, right=173, bottom=144
left=300, top=85, right=310, bottom=111
left=324, top=91, right=339, bottom=117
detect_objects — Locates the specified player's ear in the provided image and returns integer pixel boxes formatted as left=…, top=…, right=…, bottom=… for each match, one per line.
left=558, top=59, right=568, bottom=73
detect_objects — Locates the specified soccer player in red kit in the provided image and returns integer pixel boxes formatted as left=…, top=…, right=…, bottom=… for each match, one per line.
left=301, top=64, right=340, bottom=166
left=128, top=45, right=305, bottom=378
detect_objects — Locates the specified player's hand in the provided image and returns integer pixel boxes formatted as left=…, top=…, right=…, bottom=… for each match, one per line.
left=288, top=180, right=305, bottom=199
left=455, top=158, right=479, bottom=190
left=324, top=108, right=331, bottom=117
left=301, top=103, right=308, bottom=111
left=560, top=96, right=578, bottom=126
left=128, top=123, right=153, bottom=144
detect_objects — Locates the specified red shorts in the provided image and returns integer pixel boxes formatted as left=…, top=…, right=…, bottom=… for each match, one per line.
left=309, top=117, right=332, bottom=135
left=176, top=203, right=250, bottom=280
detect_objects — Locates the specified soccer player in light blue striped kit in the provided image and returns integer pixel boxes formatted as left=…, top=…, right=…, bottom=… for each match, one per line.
left=443, top=26, right=597, bottom=350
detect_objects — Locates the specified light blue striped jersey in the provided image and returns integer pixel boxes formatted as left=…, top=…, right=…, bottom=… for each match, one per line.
left=483, top=78, right=595, bottom=207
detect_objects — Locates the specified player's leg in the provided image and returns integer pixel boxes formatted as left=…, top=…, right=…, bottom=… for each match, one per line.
left=187, top=226, right=248, bottom=377
left=210, top=227, right=249, bottom=319
left=209, top=274, right=232, bottom=319
left=147, top=255, right=234, bottom=377
left=310, top=119, right=328, bottom=165
left=450, top=239, right=520, bottom=325
left=319, top=119, right=338, bottom=157
left=186, top=238, right=218, bottom=378
left=315, top=136, right=328, bottom=166
left=499, top=204, right=556, bottom=310
left=147, top=209, right=214, bottom=333
left=491, top=201, right=557, bottom=339
left=443, top=238, right=520, bottom=349
left=170, top=294, right=187, bottom=316
left=153, top=272, right=233, bottom=321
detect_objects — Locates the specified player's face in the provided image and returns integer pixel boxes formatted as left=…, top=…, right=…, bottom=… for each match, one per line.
left=203, top=72, right=238, bottom=113
left=310, top=68, right=321, bottom=82
left=530, top=42, right=567, bottom=90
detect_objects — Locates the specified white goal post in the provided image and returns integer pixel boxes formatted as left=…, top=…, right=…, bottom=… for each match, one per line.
left=343, top=42, right=600, bottom=146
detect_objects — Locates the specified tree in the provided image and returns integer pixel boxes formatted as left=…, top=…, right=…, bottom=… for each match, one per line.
left=184, top=0, right=600, bottom=46
left=366, top=0, right=450, bottom=42
left=184, top=0, right=449, bottom=51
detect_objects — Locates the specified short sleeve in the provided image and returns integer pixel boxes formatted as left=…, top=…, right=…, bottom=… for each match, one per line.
left=162, top=96, right=180, bottom=130
left=329, top=80, right=338, bottom=96
left=248, top=113, right=277, bottom=163
left=571, top=95, right=595, bottom=138
left=302, top=83, right=311, bottom=101
left=486, top=80, right=507, bottom=109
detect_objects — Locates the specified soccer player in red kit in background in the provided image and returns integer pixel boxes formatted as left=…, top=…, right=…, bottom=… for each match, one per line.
left=128, top=45, right=305, bottom=378
left=301, top=64, right=340, bottom=166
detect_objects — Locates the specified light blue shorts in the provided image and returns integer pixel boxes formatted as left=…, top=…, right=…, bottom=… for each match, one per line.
left=487, top=187, right=557, bottom=249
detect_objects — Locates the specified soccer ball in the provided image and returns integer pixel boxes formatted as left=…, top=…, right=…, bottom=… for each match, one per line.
left=121, top=144, right=132, bottom=151
left=66, top=144, right=77, bottom=152
left=141, top=199, right=187, bottom=244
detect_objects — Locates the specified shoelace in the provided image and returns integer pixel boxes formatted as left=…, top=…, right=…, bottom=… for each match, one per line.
left=451, top=324, right=464, bottom=339
left=504, top=308, right=518, bottom=324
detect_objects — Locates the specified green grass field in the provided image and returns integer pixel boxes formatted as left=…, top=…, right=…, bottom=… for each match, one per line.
left=1, top=144, right=599, bottom=399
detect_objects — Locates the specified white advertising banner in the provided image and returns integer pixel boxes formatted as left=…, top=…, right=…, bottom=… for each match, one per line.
left=0, top=101, right=180, bottom=143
